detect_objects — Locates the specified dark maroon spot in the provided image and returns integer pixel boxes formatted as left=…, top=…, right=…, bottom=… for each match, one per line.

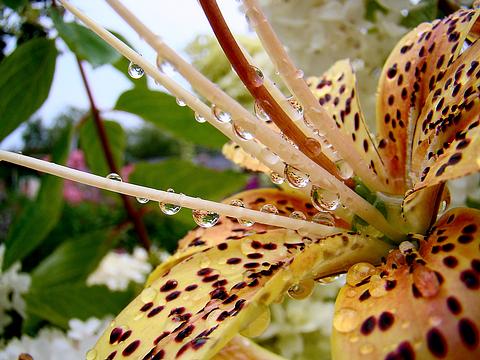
left=248, top=278, right=259, bottom=287
left=160, top=280, right=178, bottom=292
left=472, top=259, right=480, bottom=273
left=427, top=328, right=448, bottom=357
left=443, top=256, right=458, bottom=268
left=387, top=65, right=397, bottom=78
left=441, top=243, right=455, bottom=252
left=210, top=288, right=228, bottom=300
left=197, top=268, right=213, bottom=276
left=385, top=279, right=397, bottom=290
left=148, top=305, right=165, bottom=317
left=446, top=296, right=462, bottom=315
left=379, top=312, right=394, bottom=331
left=175, top=324, right=195, bottom=342
left=217, top=243, right=228, bottom=250
left=169, top=307, right=185, bottom=316
left=176, top=343, right=190, bottom=358
left=263, top=243, right=277, bottom=250
left=140, top=302, right=154, bottom=312
left=458, top=234, right=473, bottom=244
left=412, top=284, right=422, bottom=298
left=458, top=318, right=479, bottom=349
left=119, top=330, right=132, bottom=342
left=251, top=240, right=262, bottom=249
left=359, top=290, right=371, bottom=301
left=226, top=258, right=242, bottom=265
left=212, top=279, right=228, bottom=288
left=244, top=262, right=260, bottom=269
left=154, top=331, right=170, bottom=345
left=361, top=316, right=376, bottom=335
left=437, top=235, right=448, bottom=243
left=152, top=350, right=165, bottom=359
left=460, top=270, right=479, bottom=289
left=217, top=310, right=230, bottom=321
left=247, top=253, right=263, bottom=259
left=231, top=281, right=247, bottom=290
left=191, top=337, right=208, bottom=350
left=223, top=294, right=238, bottom=304
left=185, top=284, right=198, bottom=291
left=110, top=327, right=123, bottom=344
left=462, top=224, right=477, bottom=234
left=122, top=340, right=141, bottom=356
left=203, top=274, right=220, bottom=283
left=432, top=245, right=441, bottom=254
left=106, top=351, right=117, bottom=360
left=166, top=291, right=181, bottom=301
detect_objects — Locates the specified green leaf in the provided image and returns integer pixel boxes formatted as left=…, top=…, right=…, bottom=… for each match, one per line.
left=51, top=10, right=121, bottom=67
left=365, top=0, right=388, bottom=22
left=2, top=125, right=72, bottom=270
left=115, top=88, right=228, bottom=149
left=129, top=158, right=248, bottom=201
left=1, top=0, right=27, bottom=10
left=30, top=228, right=119, bottom=289
left=25, top=284, right=134, bottom=329
left=0, top=38, right=57, bottom=142
left=79, top=118, right=126, bottom=176
left=400, top=0, right=438, bottom=28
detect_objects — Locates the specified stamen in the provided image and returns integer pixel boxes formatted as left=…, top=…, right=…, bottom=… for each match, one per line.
left=0, top=150, right=337, bottom=235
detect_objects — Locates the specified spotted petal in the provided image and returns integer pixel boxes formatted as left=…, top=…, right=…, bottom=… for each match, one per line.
left=332, top=208, right=480, bottom=359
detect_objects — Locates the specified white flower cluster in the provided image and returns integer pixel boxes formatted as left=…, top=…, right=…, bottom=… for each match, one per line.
left=0, top=317, right=111, bottom=360
left=0, top=244, right=31, bottom=335
left=87, top=247, right=152, bottom=291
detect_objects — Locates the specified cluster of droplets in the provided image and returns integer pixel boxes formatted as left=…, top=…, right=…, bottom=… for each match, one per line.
left=230, top=199, right=255, bottom=227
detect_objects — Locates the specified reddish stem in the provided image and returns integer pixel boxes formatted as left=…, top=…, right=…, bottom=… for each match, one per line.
left=76, top=58, right=151, bottom=249
left=199, top=0, right=342, bottom=180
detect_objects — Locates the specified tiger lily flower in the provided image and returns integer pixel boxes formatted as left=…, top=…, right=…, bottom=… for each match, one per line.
left=1, top=0, right=479, bottom=359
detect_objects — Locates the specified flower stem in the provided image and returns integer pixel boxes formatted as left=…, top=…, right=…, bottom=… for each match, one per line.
left=76, top=57, right=151, bottom=249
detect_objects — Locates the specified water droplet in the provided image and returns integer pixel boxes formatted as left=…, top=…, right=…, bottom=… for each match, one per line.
left=233, top=122, right=254, bottom=141
left=159, top=188, right=181, bottom=215
left=211, top=104, right=231, bottom=123
left=287, top=278, right=315, bottom=299
left=86, top=349, right=98, bottom=360
left=311, top=186, right=340, bottom=211
left=284, top=165, right=310, bottom=188
left=287, top=96, right=304, bottom=118
left=336, top=159, right=354, bottom=179
left=175, top=98, right=186, bottom=107
left=359, top=343, right=375, bottom=355
left=295, top=69, right=304, bottom=78
left=249, top=66, right=264, bottom=87
left=106, top=173, right=122, bottom=182
left=192, top=209, right=220, bottom=228
left=412, top=265, right=440, bottom=297
left=260, top=204, right=278, bottom=214
left=253, top=100, right=270, bottom=122
left=136, top=197, right=149, bottom=204
left=369, top=275, right=387, bottom=298
left=305, top=137, right=322, bottom=156
left=289, top=211, right=306, bottom=220
left=346, top=262, right=377, bottom=286
left=240, top=306, right=270, bottom=337
left=140, top=287, right=157, bottom=303
left=311, top=211, right=335, bottom=226
left=230, top=199, right=254, bottom=227
left=333, top=308, right=360, bottom=333
left=316, top=274, right=340, bottom=284
left=270, top=171, right=285, bottom=185
left=128, top=61, right=144, bottom=79
left=194, top=112, right=206, bottom=123
left=429, top=315, right=442, bottom=327
left=399, top=241, right=415, bottom=253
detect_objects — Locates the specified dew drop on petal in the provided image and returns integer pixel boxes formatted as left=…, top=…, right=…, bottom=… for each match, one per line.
left=311, top=211, right=335, bottom=226
left=106, top=173, right=122, bottom=182
left=253, top=100, right=270, bottom=122
left=287, top=278, right=315, bottom=300
left=333, top=307, right=360, bottom=333
left=311, top=186, right=340, bottom=211
left=289, top=211, right=306, bottom=220
left=86, top=349, right=98, bottom=360
left=369, top=274, right=387, bottom=298
left=412, top=265, right=440, bottom=298
left=284, top=165, right=310, bottom=188
left=175, top=98, right=186, bottom=107
left=260, top=204, right=278, bottom=214
left=336, top=159, right=354, bottom=180
left=270, top=171, right=285, bottom=185
left=140, top=287, right=157, bottom=303
left=192, top=209, right=220, bottom=228
left=194, top=112, right=206, bottom=123
left=159, top=188, right=181, bottom=215
left=233, top=122, right=254, bottom=141
left=230, top=199, right=254, bottom=227
left=211, top=104, right=231, bottom=123
left=346, top=262, right=377, bottom=286
left=128, top=61, right=144, bottom=79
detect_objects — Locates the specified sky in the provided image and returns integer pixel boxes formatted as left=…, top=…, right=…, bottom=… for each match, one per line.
left=1, top=0, right=249, bottom=149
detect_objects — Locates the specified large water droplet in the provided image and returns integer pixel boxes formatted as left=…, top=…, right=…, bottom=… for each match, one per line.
left=305, top=137, right=322, bottom=156
left=175, top=98, right=186, bottom=107
left=230, top=199, right=254, bottom=227
left=233, top=122, right=254, bottom=141
left=284, top=165, right=310, bottom=188
left=211, top=104, right=231, bottom=123
left=106, top=173, right=122, bottom=182
left=311, top=186, right=340, bottom=211
left=128, top=62, right=144, bottom=79
left=86, top=349, right=98, bottom=360
left=287, top=278, right=315, bottom=299
left=260, top=204, right=278, bottom=214
left=159, top=188, right=181, bottom=215
left=287, top=96, right=304, bottom=118
left=192, top=209, right=220, bottom=228
left=240, top=306, right=270, bottom=337
left=253, top=100, right=270, bottom=122
left=311, top=211, right=335, bottom=226
left=346, top=262, right=377, bottom=286
left=140, top=287, right=157, bottom=303
left=249, top=66, right=264, bottom=87
left=289, top=211, right=306, bottom=220
left=336, top=159, right=354, bottom=179
left=270, top=171, right=285, bottom=185
left=369, top=274, right=387, bottom=298
left=194, top=112, right=206, bottom=123
left=136, top=197, right=149, bottom=204
left=333, top=308, right=360, bottom=333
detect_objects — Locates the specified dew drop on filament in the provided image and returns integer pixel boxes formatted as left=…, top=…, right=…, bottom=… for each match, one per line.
left=249, top=66, right=265, bottom=87
left=253, top=100, right=270, bottom=122
left=194, top=112, right=206, bottom=123
left=311, top=186, right=340, bottom=211
left=289, top=211, right=306, bottom=220
left=192, top=209, right=220, bottom=228
left=159, top=188, right=181, bottom=215
left=211, top=104, right=232, bottom=123
left=270, top=171, right=285, bottom=185
left=230, top=199, right=254, bottom=227
left=233, top=122, right=254, bottom=141
left=284, top=165, right=310, bottom=188
left=106, top=173, right=122, bottom=182
left=136, top=197, right=149, bottom=204
left=311, top=211, right=335, bottom=226
left=336, top=159, right=354, bottom=180
left=127, top=62, right=144, bottom=79
left=175, top=98, right=186, bottom=107
left=260, top=204, right=278, bottom=214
